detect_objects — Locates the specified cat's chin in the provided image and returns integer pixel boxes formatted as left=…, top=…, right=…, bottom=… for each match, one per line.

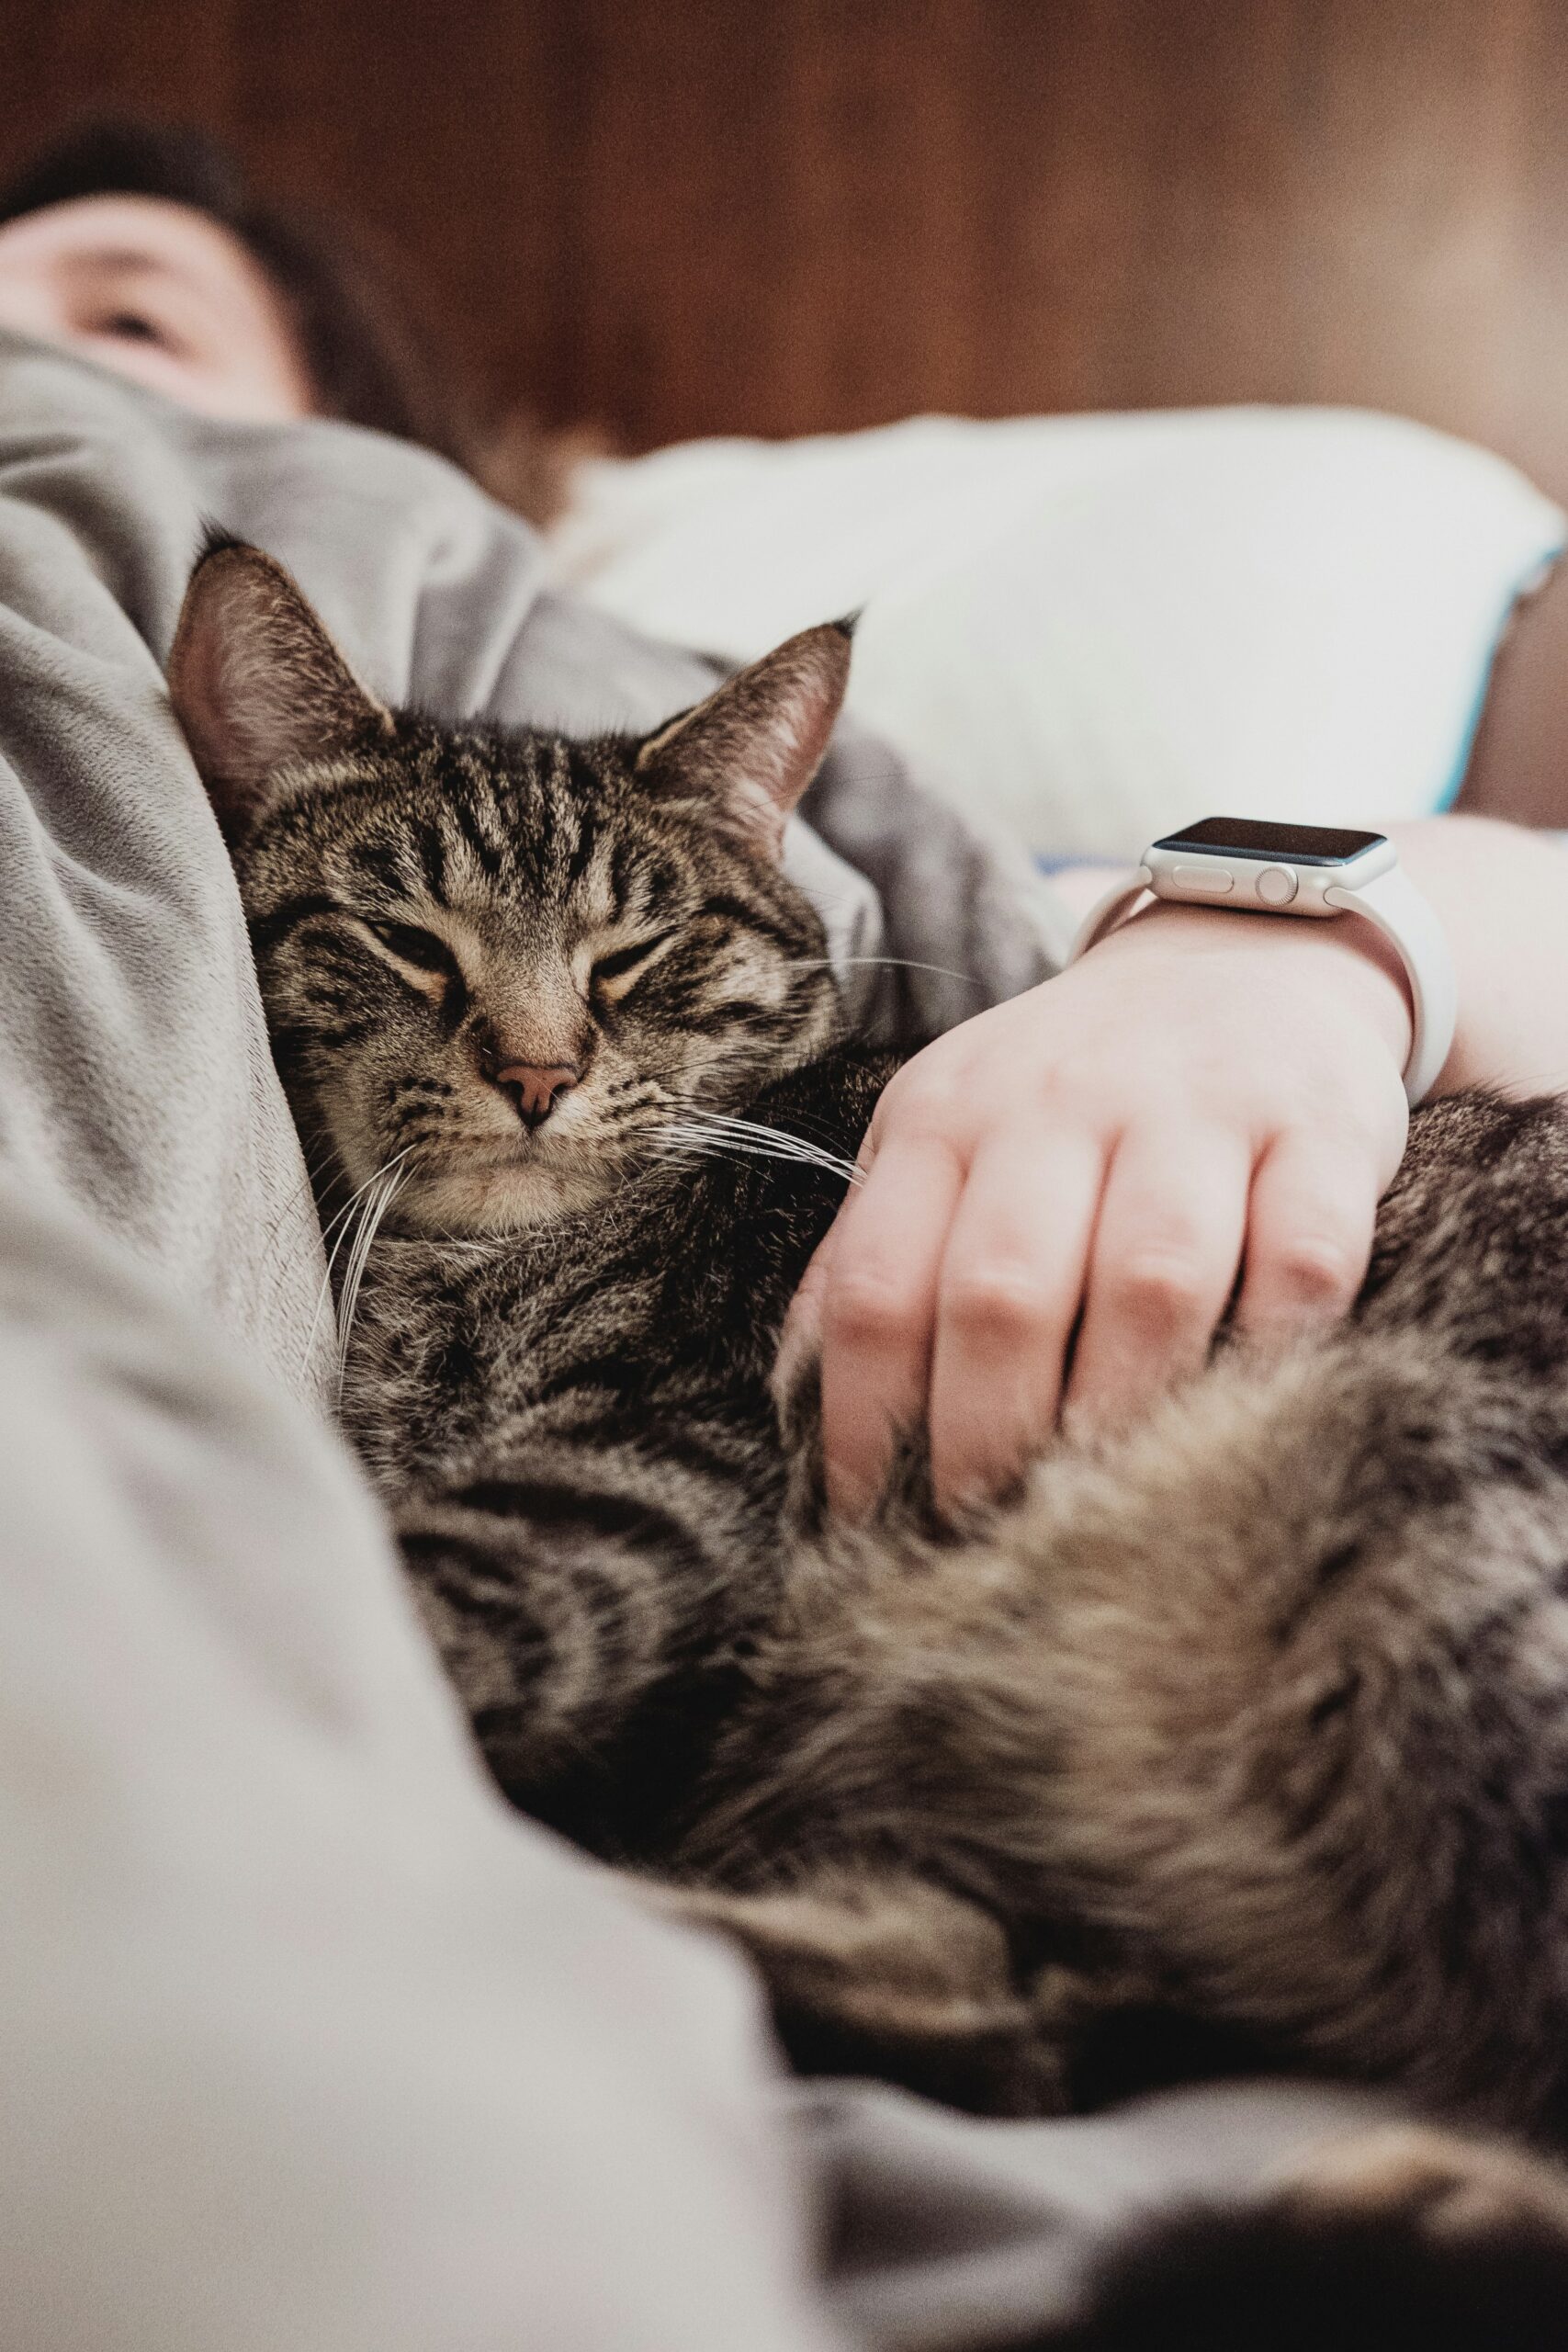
left=393, top=1155, right=622, bottom=1235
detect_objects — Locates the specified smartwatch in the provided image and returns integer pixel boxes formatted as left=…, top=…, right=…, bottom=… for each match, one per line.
left=1066, top=818, right=1457, bottom=1106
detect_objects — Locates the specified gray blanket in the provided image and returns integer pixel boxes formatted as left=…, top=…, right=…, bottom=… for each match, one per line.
left=0, top=328, right=1390, bottom=2350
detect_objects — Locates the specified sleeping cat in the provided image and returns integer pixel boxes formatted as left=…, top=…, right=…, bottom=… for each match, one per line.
left=173, top=535, right=1568, bottom=2343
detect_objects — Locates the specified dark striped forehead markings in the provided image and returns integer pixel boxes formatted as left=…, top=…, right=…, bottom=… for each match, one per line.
left=446, top=776, right=509, bottom=883
left=547, top=745, right=581, bottom=827
left=607, top=834, right=638, bottom=914
left=561, top=804, right=598, bottom=895
left=544, top=755, right=583, bottom=892
left=563, top=746, right=668, bottom=901
left=414, top=813, right=455, bottom=907
left=477, top=742, right=569, bottom=899
left=350, top=839, right=419, bottom=899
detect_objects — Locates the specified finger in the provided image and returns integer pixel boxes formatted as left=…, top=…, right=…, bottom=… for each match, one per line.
left=1235, top=1129, right=1379, bottom=1346
left=927, top=1128, right=1104, bottom=1516
left=775, top=1215, right=841, bottom=1387
left=817, top=1132, right=964, bottom=1518
left=776, top=1117, right=878, bottom=1380
left=1066, top=1125, right=1251, bottom=1430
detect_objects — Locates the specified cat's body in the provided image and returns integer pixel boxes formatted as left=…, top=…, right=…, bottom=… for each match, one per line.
left=171, top=536, right=1568, bottom=2344
left=342, top=1048, right=889, bottom=1860
left=342, top=1072, right=1568, bottom=2135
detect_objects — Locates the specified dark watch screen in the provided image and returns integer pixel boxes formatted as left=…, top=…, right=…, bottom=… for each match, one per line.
left=1154, top=818, right=1386, bottom=866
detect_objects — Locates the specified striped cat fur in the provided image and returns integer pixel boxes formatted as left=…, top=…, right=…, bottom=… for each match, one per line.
left=171, top=536, right=1568, bottom=2346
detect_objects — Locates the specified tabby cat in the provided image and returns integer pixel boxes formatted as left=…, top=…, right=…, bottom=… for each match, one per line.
left=172, top=537, right=1568, bottom=2345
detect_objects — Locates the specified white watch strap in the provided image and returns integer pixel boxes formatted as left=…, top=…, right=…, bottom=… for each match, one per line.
left=1066, top=867, right=1154, bottom=961
left=1325, top=863, right=1457, bottom=1107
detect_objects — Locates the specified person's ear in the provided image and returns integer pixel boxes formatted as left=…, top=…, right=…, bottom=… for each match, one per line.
left=167, top=534, right=392, bottom=843
left=635, top=618, right=854, bottom=859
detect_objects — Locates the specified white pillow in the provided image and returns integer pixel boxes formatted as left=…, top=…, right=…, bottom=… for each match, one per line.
left=547, top=409, right=1564, bottom=862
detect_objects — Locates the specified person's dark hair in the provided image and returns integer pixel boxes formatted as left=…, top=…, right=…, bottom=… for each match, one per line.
left=0, top=118, right=477, bottom=469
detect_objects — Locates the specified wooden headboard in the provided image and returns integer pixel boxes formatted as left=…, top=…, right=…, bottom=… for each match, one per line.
left=8, top=0, right=1568, bottom=819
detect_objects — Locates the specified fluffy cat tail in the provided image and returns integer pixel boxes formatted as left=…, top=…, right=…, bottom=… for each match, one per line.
left=694, top=1328, right=1568, bottom=2124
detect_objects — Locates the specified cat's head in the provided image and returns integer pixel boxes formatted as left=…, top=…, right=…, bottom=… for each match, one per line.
left=169, top=537, right=849, bottom=1234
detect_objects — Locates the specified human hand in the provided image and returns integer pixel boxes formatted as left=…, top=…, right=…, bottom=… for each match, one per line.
left=781, top=900, right=1413, bottom=1520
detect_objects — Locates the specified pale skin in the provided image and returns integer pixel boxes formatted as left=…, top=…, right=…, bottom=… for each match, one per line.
left=784, top=816, right=1568, bottom=1518
left=7, top=197, right=1565, bottom=1520
left=0, top=194, right=315, bottom=422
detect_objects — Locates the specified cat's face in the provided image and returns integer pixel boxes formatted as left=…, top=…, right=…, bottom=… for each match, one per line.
left=169, top=539, right=848, bottom=1234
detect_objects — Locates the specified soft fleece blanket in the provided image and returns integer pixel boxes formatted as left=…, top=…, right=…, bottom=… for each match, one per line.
left=0, top=328, right=1395, bottom=2351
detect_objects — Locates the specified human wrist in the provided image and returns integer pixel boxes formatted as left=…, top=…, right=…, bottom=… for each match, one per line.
left=1089, top=897, right=1415, bottom=1071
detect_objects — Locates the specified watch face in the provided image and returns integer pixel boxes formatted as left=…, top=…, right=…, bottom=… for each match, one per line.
left=1153, top=818, right=1387, bottom=866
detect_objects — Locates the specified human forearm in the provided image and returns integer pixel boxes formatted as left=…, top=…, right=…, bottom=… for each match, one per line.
left=788, top=888, right=1411, bottom=1512
left=1049, top=815, right=1568, bottom=1101
left=1386, top=816, right=1568, bottom=1098
left=795, top=813, right=1568, bottom=1518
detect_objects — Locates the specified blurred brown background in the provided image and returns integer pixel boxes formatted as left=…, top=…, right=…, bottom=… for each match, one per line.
left=10, top=0, right=1568, bottom=813
left=8, top=0, right=1563, bottom=470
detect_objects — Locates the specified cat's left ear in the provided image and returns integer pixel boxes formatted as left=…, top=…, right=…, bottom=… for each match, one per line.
left=635, top=619, right=853, bottom=859
left=168, top=535, right=393, bottom=844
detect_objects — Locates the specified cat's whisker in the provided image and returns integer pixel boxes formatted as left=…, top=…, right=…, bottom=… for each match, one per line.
left=299, top=1149, right=413, bottom=1383
left=255, top=1127, right=366, bottom=1303
left=782, top=954, right=982, bottom=989
left=680, top=1119, right=861, bottom=1179
left=255, top=1159, right=324, bottom=1260
left=659, top=1109, right=863, bottom=1186
left=334, top=1160, right=411, bottom=1403
left=255, top=1157, right=341, bottom=1310
left=678, top=1107, right=855, bottom=1155
left=690, top=1093, right=860, bottom=1156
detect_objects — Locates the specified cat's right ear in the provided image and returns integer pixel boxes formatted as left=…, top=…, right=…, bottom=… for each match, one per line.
left=168, top=537, right=392, bottom=844
left=634, top=619, right=853, bottom=859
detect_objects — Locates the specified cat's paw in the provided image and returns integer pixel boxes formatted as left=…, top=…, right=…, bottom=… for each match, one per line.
left=1051, top=2122, right=1568, bottom=2351
left=654, top=1870, right=1073, bottom=2117
left=1273, top=2120, right=1568, bottom=2241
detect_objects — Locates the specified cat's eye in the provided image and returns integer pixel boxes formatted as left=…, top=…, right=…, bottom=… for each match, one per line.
left=590, top=931, right=675, bottom=998
left=367, top=920, right=463, bottom=980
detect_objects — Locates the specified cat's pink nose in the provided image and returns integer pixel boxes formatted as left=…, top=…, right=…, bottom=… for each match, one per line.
left=493, top=1062, right=579, bottom=1131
